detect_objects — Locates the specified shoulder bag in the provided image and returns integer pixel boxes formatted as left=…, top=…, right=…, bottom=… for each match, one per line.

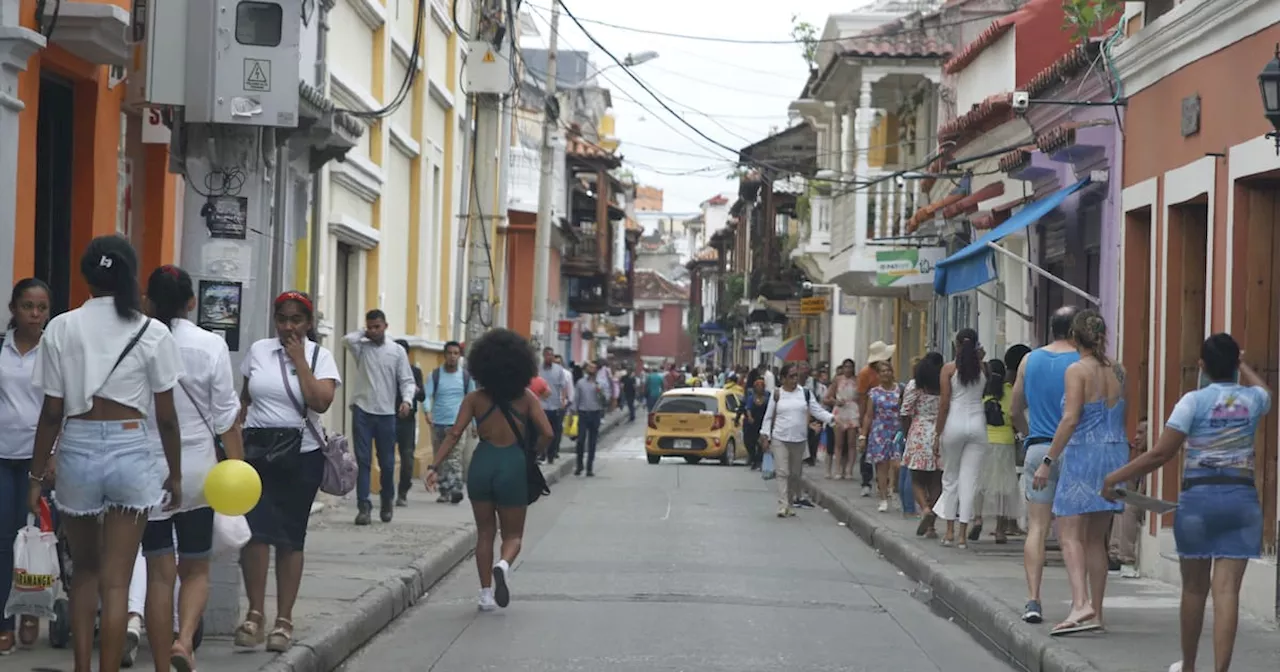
left=279, top=346, right=356, bottom=496
left=494, top=398, right=550, bottom=505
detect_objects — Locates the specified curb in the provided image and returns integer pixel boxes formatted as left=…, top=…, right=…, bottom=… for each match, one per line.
left=802, top=476, right=1102, bottom=672
left=260, top=412, right=627, bottom=672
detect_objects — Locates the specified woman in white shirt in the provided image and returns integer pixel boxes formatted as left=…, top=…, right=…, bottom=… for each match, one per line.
left=0, top=277, right=50, bottom=656
left=138, top=265, right=244, bottom=671
left=27, top=236, right=185, bottom=672
left=235, top=291, right=340, bottom=653
left=762, top=362, right=833, bottom=518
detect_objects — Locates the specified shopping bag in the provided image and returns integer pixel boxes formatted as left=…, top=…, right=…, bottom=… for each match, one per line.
left=564, top=413, right=579, bottom=439
left=761, top=451, right=776, bottom=480
left=211, top=513, right=251, bottom=560
left=5, top=501, right=59, bottom=620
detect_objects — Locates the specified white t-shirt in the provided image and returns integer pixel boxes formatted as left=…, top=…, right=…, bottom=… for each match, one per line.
left=0, top=332, right=43, bottom=459
left=34, top=298, right=183, bottom=417
left=147, top=319, right=241, bottom=515
left=241, top=337, right=342, bottom=453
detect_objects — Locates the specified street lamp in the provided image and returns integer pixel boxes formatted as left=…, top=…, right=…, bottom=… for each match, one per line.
left=622, top=51, right=659, bottom=67
left=1258, top=43, right=1280, bottom=154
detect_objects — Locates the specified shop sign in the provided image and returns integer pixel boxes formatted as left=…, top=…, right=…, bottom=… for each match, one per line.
left=741, top=338, right=757, bottom=351
left=875, top=247, right=944, bottom=288
left=799, top=297, right=828, bottom=315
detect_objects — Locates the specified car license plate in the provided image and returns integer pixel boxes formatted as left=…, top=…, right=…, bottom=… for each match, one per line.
left=673, top=439, right=692, bottom=449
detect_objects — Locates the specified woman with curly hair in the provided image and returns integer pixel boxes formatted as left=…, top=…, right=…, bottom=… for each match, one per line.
left=1032, top=309, right=1127, bottom=636
left=425, top=329, right=553, bottom=611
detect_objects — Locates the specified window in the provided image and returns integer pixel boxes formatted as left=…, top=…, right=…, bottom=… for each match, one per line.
left=235, top=2, right=283, bottom=47
left=644, top=310, right=661, bottom=333
left=653, top=396, right=718, bottom=414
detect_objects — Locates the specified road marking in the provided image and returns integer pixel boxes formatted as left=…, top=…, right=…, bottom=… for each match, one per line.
left=661, top=493, right=672, bottom=521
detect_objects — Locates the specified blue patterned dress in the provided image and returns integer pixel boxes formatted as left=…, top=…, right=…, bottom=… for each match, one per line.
left=865, top=384, right=904, bottom=465
left=1052, top=396, right=1128, bottom=517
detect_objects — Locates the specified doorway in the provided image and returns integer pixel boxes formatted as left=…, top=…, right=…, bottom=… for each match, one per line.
left=332, top=242, right=357, bottom=436
left=1122, top=207, right=1153, bottom=432
left=1163, top=200, right=1208, bottom=512
left=1239, top=179, right=1280, bottom=554
left=34, top=76, right=75, bottom=315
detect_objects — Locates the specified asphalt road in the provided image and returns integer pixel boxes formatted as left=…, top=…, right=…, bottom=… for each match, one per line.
left=337, top=421, right=1013, bottom=672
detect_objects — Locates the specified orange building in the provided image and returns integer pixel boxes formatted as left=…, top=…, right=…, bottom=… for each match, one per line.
left=1115, top=2, right=1279, bottom=622
left=3, top=0, right=179, bottom=312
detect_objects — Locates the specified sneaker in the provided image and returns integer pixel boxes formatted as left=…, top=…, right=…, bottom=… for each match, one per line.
left=877, top=499, right=889, bottom=513
left=793, top=497, right=815, bottom=509
left=1108, top=556, right=1122, bottom=572
left=354, top=501, right=372, bottom=526
left=1167, top=662, right=1183, bottom=672
left=450, top=492, right=465, bottom=505
left=395, top=494, right=408, bottom=507
left=860, top=485, right=872, bottom=498
left=776, top=506, right=796, bottom=518
left=436, top=494, right=449, bottom=503
left=477, top=588, right=497, bottom=612
left=1120, top=564, right=1140, bottom=579
left=492, top=559, right=511, bottom=608
left=1022, top=600, right=1043, bottom=624
left=122, top=614, right=142, bottom=667
left=380, top=500, right=394, bottom=523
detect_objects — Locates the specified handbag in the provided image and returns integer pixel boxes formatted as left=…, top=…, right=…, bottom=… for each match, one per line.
left=242, top=351, right=307, bottom=467
left=494, top=399, right=550, bottom=505
left=279, top=346, right=356, bottom=496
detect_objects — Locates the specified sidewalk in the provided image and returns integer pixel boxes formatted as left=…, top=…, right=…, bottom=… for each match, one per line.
left=801, top=473, right=1280, bottom=672
left=12, top=411, right=627, bottom=672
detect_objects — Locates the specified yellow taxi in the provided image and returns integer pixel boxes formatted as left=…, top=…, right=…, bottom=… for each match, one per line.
left=645, top=388, right=744, bottom=465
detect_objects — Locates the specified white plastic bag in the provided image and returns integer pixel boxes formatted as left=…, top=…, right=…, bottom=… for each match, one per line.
left=211, top=513, right=251, bottom=559
left=4, top=518, right=60, bottom=620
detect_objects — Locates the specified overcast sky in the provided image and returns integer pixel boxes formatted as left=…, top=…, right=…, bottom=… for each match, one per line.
left=521, top=0, right=872, bottom=213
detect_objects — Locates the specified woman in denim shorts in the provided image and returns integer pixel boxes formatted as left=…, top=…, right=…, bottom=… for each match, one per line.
left=138, top=265, right=245, bottom=671
left=1104, top=333, right=1269, bottom=672
left=235, top=292, right=340, bottom=652
left=26, top=236, right=185, bottom=672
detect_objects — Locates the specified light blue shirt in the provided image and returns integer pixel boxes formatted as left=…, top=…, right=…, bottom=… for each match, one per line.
left=1167, top=383, right=1270, bottom=474
left=424, top=367, right=475, bottom=426
left=1024, top=349, right=1079, bottom=439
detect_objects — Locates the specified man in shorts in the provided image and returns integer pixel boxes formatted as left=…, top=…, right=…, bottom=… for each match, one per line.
left=1010, top=306, right=1078, bottom=623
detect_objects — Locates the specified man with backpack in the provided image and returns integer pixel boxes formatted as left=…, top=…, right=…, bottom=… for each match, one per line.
left=424, top=341, right=476, bottom=504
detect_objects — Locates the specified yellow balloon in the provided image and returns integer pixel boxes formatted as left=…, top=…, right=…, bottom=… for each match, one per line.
left=204, top=459, right=263, bottom=516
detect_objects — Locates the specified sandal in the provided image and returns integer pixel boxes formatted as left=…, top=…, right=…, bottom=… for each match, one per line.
left=0, top=632, right=14, bottom=656
left=170, top=642, right=196, bottom=672
left=1050, top=610, right=1100, bottom=636
left=18, top=617, right=38, bottom=647
left=234, top=610, right=266, bottom=649
left=266, top=618, right=294, bottom=653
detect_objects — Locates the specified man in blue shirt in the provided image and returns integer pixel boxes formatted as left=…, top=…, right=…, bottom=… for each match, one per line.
left=1010, top=306, right=1078, bottom=624
left=645, top=367, right=664, bottom=411
left=424, top=341, right=475, bottom=503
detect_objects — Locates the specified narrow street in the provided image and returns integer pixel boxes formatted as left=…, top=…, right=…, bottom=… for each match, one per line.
left=337, top=422, right=1011, bottom=672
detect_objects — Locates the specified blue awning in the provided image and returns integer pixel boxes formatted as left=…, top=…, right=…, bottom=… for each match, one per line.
left=933, top=177, right=1091, bottom=296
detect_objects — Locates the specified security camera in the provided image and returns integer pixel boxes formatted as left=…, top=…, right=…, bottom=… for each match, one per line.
left=1012, top=91, right=1030, bottom=111
left=802, top=281, right=814, bottom=291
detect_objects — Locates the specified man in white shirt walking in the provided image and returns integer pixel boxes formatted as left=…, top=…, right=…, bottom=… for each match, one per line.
left=344, top=309, right=416, bottom=525
left=762, top=363, right=834, bottom=518
left=539, top=348, right=571, bottom=464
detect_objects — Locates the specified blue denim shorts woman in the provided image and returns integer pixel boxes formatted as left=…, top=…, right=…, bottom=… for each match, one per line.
left=1174, top=483, right=1262, bottom=560
left=53, top=419, right=165, bottom=517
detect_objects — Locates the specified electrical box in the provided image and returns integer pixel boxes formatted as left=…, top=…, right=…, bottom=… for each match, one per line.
left=185, top=0, right=302, bottom=127
left=129, top=0, right=188, bottom=107
left=464, top=40, right=514, bottom=95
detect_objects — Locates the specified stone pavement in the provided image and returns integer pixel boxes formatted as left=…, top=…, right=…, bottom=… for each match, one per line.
left=9, top=411, right=626, bottom=672
left=802, top=471, right=1280, bottom=672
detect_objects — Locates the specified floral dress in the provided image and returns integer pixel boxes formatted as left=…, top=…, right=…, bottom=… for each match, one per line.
left=865, top=384, right=904, bottom=464
left=899, top=380, right=941, bottom=471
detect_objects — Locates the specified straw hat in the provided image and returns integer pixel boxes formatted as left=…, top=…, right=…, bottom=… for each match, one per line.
left=867, top=341, right=896, bottom=365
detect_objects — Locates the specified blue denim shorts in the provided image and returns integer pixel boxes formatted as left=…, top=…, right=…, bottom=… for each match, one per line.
left=1174, top=484, right=1262, bottom=560
left=1021, top=441, right=1060, bottom=505
left=53, top=419, right=165, bottom=517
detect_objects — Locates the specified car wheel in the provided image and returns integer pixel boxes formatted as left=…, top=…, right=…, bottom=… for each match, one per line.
left=683, top=456, right=702, bottom=464
left=721, top=438, right=736, bottom=466
left=647, top=454, right=661, bottom=464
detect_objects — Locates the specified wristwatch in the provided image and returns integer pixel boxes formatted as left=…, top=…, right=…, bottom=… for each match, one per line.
left=426, top=464, right=438, bottom=472
left=1042, top=455, right=1054, bottom=466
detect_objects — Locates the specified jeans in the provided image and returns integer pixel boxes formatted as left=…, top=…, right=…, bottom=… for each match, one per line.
left=543, top=409, right=564, bottom=461
left=859, top=445, right=874, bottom=487
left=646, top=395, right=660, bottom=412
left=353, top=407, right=397, bottom=505
left=395, top=417, right=417, bottom=497
left=625, top=395, right=636, bottom=422
left=0, top=457, right=30, bottom=631
left=575, top=410, right=603, bottom=472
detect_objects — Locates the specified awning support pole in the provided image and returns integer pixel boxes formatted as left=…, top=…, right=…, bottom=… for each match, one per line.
left=984, top=242, right=1101, bottom=306
left=976, top=287, right=1034, bottom=323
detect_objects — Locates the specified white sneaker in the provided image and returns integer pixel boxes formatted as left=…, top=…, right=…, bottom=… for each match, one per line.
left=122, top=614, right=142, bottom=667
left=1120, top=564, right=1140, bottom=579
left=860, top=485, right=872, bottom=498
left=477, top=587, right=497, bottom=611
left=877, top=500, right=889, bottom=513
left=1167, top=662, right=1182, bottom=672
left=492, top=559, right=511, bottom=608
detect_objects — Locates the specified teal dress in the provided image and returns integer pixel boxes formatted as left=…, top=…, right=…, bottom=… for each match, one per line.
left=1052, top=397, right=1127, bottom=517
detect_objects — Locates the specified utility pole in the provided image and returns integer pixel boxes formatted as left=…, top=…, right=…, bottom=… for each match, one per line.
left=462, top=0, right=514, bottom=346
left=529, top=1, right=560, bottom=351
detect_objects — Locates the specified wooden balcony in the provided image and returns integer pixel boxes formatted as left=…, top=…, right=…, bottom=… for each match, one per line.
left=608, top=272, right=632, bottom=314
left=562, top=222, right=609, bottom=277
left=568, top=276, right=609, bottom=314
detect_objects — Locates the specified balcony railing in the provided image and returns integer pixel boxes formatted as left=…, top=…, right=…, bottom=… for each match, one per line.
left=562, top=222, right=609, bottom=277
left=829, top=168, right=921, bottom=259
left=609, top=273, right=632, bottom=312
left=568, top=276, right=608, bottom=314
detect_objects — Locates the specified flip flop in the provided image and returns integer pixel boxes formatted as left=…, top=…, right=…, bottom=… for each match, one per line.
left=1050, top=619, right=1101, bottom=636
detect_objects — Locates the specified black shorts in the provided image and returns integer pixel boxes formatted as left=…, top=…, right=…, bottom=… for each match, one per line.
left=244, top=449, right=324, bottom=552
left=142, top=507, right=216, bottom=560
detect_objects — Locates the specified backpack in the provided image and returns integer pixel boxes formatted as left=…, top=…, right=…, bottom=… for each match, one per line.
left=432, top=368, right=472, bottom=399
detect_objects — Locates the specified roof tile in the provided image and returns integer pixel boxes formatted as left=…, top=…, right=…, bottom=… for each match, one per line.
left=634, top=269, right=688, bottom=303
left=839, top=11, right=953, bottom=60
left=942, top=19, right=1015, bottom=74
left=938, top=93, right=1014, bottom=143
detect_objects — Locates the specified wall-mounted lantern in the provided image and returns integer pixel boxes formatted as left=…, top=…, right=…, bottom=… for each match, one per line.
left=1258, top=44, right=1280, bottom=154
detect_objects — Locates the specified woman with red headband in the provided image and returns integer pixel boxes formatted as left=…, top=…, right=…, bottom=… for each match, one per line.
left=234, top=290, right=340, bottom=653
